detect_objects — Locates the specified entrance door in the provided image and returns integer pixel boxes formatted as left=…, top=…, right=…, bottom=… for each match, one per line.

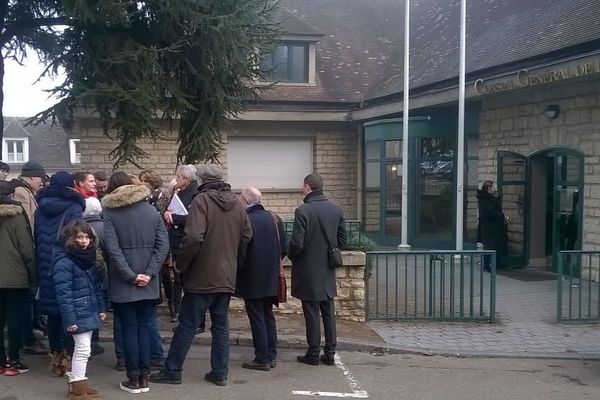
left=497, top=151, right=528, bottom=267
left=382, top=140, right=403, bottom=240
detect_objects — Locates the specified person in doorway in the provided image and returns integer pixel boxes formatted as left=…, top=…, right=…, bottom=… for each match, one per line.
left=477, top=180, right=505, bottom=272
left=236, top=187, right=286, bottom=371
left=288, top=173, right=346, bottom=366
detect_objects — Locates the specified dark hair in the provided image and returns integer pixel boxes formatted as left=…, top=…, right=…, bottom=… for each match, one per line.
left=303, top=173, right=323, bottom=191
left=107, top=171, right=133, bottom=194
left=481, top=180, right=494, bottom=193
left=139, top=170, right=163, bottom=189
left=61, top=219, right=96, bottom=251
left=0, top=181, right=15, bottom=197
left=73, top=171, right=93, bottom=185
left=0, top=161, right=9, bottom=173
left=93, top=170, right=107, bottom=181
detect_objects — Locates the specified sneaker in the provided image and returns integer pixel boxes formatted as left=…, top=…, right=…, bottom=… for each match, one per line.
left=91, top=344, right=105, bottom=356
left=296, top=355, right=319, bottom=366
left=120, top=378, right=142, bottom=394
left=149, top=370, right=182, bottom=385
left=2, top=361, right=17, bottom=376
left=204, top=372, right=226, bottom=386
left=22, top=341, right=48, bottom=355
left=138, top=375, right=150, bottom=393
left=242, top=360, right=271, bottom=371
left=13, top=361, right=29, bottom=374
left=320, top=355, right=335, bottom=366
left=115, top=358, right=126, bottom=371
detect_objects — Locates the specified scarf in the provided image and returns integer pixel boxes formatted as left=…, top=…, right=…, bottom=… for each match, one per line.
left=66, top=244, right=97, bottom=271
left=75, top=184, right=97, bottom=199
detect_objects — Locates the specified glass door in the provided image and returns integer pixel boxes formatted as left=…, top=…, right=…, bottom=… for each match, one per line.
left=497, top=151, right=528, bottom=267
left=383, top=140, right=403, bottom=238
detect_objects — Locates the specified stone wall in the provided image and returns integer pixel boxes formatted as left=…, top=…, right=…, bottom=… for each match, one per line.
left=230, top=251, right=366, bottom=322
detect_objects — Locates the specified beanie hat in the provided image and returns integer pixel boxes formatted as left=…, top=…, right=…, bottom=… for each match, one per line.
left=21, top=161, right=46, bottom=178
left=196, top=164, right=224, bottom=181
left=50, top=171, right=75, bottom=188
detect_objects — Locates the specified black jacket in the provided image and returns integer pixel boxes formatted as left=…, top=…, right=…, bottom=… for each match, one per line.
left=168, top=180, right=199, bottom=257
left=477, top=190, right=505, bottom=250
left=288, top=191, right=346, bottom=301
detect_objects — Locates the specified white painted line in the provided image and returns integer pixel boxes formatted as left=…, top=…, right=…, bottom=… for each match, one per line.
left=292, top=354, right=369, bottom=398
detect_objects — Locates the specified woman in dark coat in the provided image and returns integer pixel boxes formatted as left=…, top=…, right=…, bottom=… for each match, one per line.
left=477, top=180, right=505, bottom=271
left=101, top=172, right=169, bottom=394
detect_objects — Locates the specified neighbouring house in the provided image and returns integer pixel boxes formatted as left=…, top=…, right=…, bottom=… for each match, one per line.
left=72, top=0, right=600, bottom=273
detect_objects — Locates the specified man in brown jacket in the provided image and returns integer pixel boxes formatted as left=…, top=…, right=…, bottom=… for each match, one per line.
left=151, top=164, right=252, bottom=387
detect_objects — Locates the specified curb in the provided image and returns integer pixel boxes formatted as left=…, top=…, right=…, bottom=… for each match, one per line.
left=99, top=330, right=600, bottom=361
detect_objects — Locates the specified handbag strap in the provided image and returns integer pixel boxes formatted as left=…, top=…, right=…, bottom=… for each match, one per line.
left=268, top=211, right=284, bottom=275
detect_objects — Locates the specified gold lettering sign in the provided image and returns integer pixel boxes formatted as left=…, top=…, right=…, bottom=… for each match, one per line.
left=474, top=58, right=600, bottom=95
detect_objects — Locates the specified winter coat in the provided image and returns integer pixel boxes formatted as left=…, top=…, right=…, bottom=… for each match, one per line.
left=0, top=202, right=37, bottom=288
left=11, top=179, right=37, bottom=230
left=477, top=190, right=505, bottom=251
left=288, top=191, right=347, bottom=301
left=101, top=184, right=169, bottom=304
left=35, top=186, right=86, bottom=315
left=53, top=247, right=104, bottom=334
left=167, top=180, right=199, bottom=258
left=235, top=204, right=286, bottom=299
left=177, top=180, right=252, bottom=294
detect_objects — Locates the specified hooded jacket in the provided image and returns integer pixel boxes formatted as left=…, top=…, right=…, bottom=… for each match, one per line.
left=0, top=202, right=36, bottom=288
left=177, top=180, right=252, bottom=294
left=34, top=185, right=86, bottom=315
left=101, top=184, right=169, bottom=303
left=10, top=178, right=37, bottom=230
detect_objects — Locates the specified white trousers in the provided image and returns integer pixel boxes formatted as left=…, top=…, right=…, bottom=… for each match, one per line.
left=70, top=331, right=92, bottom=381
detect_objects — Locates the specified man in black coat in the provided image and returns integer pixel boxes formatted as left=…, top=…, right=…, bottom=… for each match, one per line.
left=236, top=187, right=286, bottom=371
left=288, top=174, right=346, bottom=366
left=477, top=180, right=505, bottom=271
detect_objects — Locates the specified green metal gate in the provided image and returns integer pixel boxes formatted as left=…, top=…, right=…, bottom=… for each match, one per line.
left=557, top=251, right=600, bottom=322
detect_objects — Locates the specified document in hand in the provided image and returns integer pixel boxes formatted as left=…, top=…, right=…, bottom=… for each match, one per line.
left=168, top=193, right=188, bottom=215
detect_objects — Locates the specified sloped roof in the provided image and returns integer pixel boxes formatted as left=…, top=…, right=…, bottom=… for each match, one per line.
left=261, top=0, right=600, bottom=104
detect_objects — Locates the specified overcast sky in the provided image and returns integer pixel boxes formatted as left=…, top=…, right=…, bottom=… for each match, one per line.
left=3, top=53, right=62, bottom=117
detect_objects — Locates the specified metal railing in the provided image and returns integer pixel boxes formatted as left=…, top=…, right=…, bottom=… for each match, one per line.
left=557, top=251, right=600, bottom=322
left=365, top=250, right=496, bottom=322
left=282, top=219, right=363, bottom=248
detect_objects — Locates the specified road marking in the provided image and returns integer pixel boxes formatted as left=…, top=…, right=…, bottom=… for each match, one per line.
left=292, top=354, right=369, bottom=398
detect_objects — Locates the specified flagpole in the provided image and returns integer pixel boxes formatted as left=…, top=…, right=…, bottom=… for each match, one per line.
left=399, top=0, right=410, bottom=250
left=456, top=0, right=467, bottom=250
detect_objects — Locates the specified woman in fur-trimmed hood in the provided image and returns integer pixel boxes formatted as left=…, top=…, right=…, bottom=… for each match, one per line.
left=101, top=172, right=169, bottom=392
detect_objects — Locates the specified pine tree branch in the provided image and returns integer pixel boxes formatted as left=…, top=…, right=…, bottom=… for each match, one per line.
left=1, top=16, right=71, bottom=45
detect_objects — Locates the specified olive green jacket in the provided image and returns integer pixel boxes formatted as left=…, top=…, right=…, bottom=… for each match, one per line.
left=0, top=203, right=37, bottom=288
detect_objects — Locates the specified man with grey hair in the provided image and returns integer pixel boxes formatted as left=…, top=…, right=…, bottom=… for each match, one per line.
left=236, top=187, right=286, bottom=371
left=151, top=164, right=252, bottom=386
left=163, top=164, right=198, bottom=322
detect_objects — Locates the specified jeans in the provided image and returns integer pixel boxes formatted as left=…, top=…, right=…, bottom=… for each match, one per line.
left=70, top=331, right=92, bottom=381
left=112, top=300, right=154, bottom=379
left=0, top=289, right=28, bottom=361
left=244, top=298, right=277, bottom=364
left=164, top=293, right=230, bottom=380
left=114, top=307, right=164, bottom=361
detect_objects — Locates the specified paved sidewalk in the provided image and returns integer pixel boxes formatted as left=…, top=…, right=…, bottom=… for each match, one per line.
left=368, top=273, right=600, bottom=358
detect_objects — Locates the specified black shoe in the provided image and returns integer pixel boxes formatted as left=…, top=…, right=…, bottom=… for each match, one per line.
left=120, top=378, right=142, bottom=394
left=91, top=344, right=105, bottom=356
left=115, top=358, right=126, bottom=371
left=149, top=370, right=182, bottom=385
left=242, top=360, right=271, bottom=371
left=320, top=355, right=335, bottom=366
left=204, top=372, right=226, bottom=386
left=296, top=355, right=319, bottom=366
left=138, top=374, right=150, bottom=393
left=270, top=360, right=277, bottom=369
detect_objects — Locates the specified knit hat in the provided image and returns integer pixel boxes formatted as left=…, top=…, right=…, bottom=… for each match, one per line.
left=21, top=161, right=46, bottom=178
left=83, top=197, right=102, bottom=218
left=196, top=164, right=224, bottom=181
left=50, top=171, right=74, bottom=188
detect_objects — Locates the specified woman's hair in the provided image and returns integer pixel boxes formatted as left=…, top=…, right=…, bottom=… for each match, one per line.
left=107, top=171, right=133, bottom=194
left=73, top=171, right=93, bottom=185
left=481, top=180, right=494, bottom=192
left=0, top=180, right=15, bottom=197
left=139, top=170, right=163, bottom=189
left=61, top=219, right=96, bottom=251
left=128, top=174, right=142, bottom=186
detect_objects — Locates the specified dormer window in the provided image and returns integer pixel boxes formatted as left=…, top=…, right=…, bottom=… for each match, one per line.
left=261, top=42, right=309, bottom=83
left=2, top=138, right=29, bottom=163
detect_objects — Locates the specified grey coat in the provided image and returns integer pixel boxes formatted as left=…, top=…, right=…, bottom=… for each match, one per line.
left=101, top=185, right=169, bottom=304
left=288, top=191, right=346, bottom=301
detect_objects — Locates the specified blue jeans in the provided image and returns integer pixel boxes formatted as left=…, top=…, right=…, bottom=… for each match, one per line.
left=113, top=300, right=154, bottom=379
left=164, top=293, right=230, bottom=380
left=114, top=307, right=164, bottom=360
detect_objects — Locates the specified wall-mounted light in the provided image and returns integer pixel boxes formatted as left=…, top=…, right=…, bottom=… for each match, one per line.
left=544, top=104, right=560, bottom=120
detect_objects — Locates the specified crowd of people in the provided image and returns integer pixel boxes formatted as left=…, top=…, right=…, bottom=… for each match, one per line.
left=0, top=159, right=346, bottom=398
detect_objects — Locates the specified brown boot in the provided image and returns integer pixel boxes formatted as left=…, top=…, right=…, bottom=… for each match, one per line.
left=68, top=380, right=91, bottom=400
left=85, top=381, right=101, bottom=398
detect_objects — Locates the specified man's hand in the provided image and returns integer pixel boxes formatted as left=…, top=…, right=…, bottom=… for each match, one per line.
left=164, top=210, right=174, bottom=225
left=135, top=274, right=152, bottom=287
left=67, top=324, right=78, bottom=333
left=99, top=313, right=106, bottom=321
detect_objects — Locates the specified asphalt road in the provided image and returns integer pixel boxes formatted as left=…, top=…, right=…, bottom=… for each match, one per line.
left=2, top=343, right=599, bottom=399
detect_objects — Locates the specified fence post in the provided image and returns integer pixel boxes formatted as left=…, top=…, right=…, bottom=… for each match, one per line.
left=557, top=252, right=563, bottom=322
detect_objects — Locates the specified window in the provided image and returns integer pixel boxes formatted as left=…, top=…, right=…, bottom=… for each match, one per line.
left=69, top=139, right=81, bottom=164
left=2, top=138, right=29, bottom=163
left=261, top=42, right=309, bottom=82
left=227, top=138, right=313, bottom=189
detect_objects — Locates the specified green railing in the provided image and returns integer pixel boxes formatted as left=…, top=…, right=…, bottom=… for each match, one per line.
left=557, top=251, right=600, bottom=322
left=365, top=250, right=496, bottom=322
left=282, top=219, right=363, bottom=247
